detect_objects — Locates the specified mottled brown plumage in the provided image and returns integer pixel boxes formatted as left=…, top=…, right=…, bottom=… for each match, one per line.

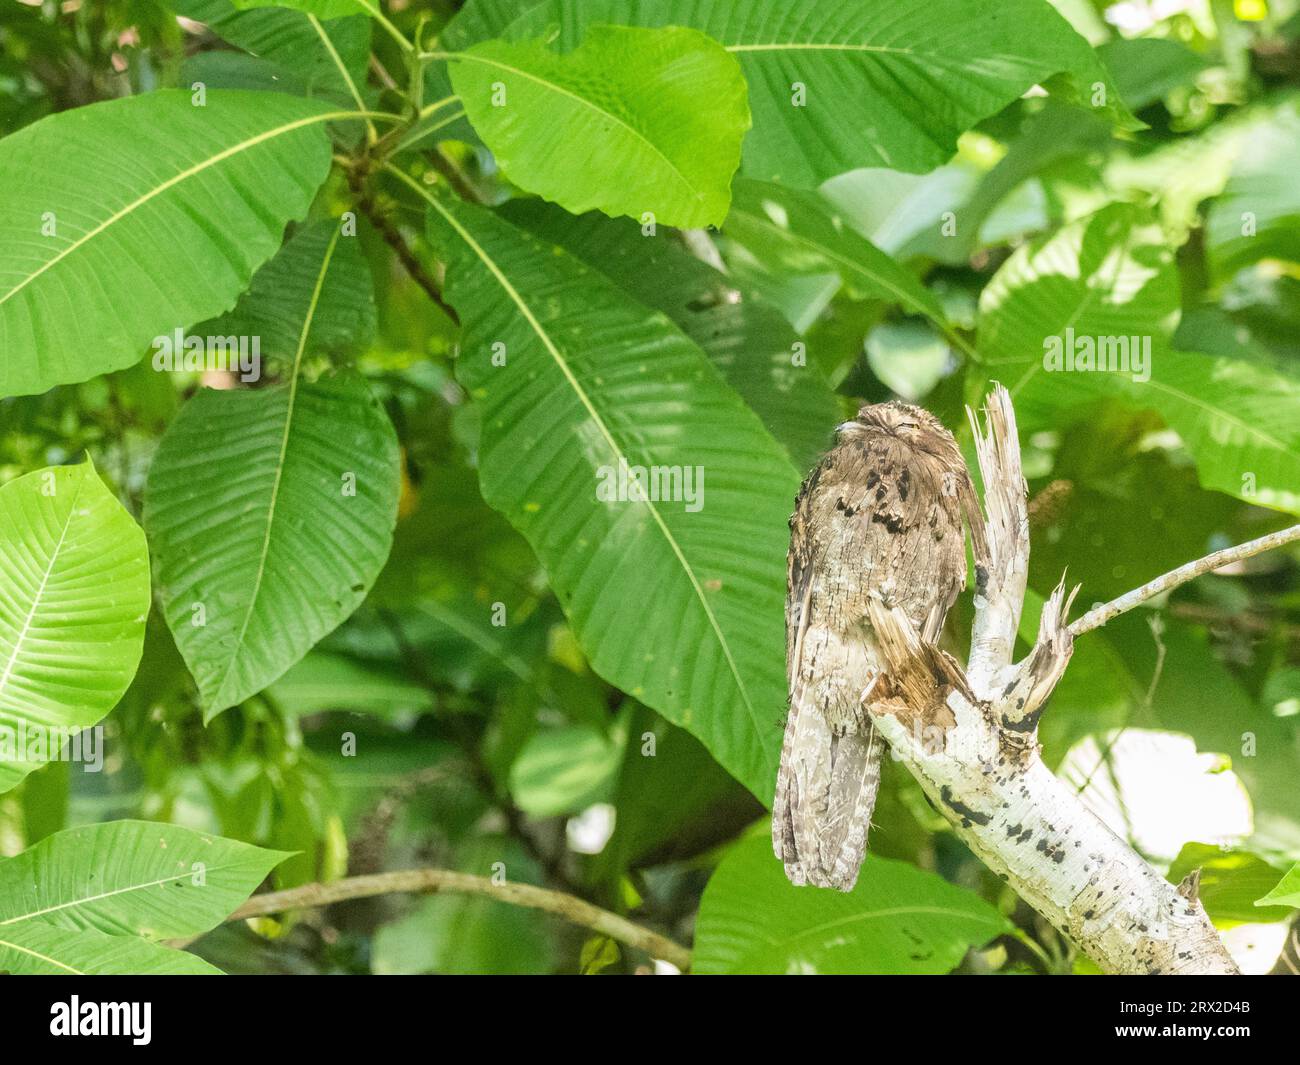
left=773, top=401, right=982, bottom=890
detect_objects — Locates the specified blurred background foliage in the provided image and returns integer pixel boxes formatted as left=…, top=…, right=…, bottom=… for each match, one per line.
left=2, top=0, right=1299, bottom=974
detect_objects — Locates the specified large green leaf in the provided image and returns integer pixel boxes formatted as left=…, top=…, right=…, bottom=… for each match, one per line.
left=0, top=463, right=150, bottom=793
left=1207, top=99, right=1300, bottom=276
left=1257, top=864, right=1300, bottom=910
left=694, top=834, right=1012, bottom=974
left=724, top=178, right=949, bottom=327
left=177, top=0, right=372, bottom=110
left=230, top=0, right=387, bottom=19
left=0, top=820, right=289, bottom=938
left=0, top=90, right=344, bottom=397
left=976, top=205, right=1300, bottom=514
left=406, top=175, right=795, bottom=800
left=0, top=920, right=222, bottom=975
left=1129, top=349, right=1300, bottom=516
left=446, top=25, right=749, bottom=227
left=496, top=0, right=1136, bottom=186
left=977, top=204, right=1180, bottom=420
left=498, top=198, right=840, bottom=468
left=200, top=219, right=376, bottom=370
left=144, top=374, right=401, bottom=718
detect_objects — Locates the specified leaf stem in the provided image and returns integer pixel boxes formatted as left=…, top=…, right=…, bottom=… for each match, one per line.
left=344, top=162, right=459, bottom=322
left=359, top=0, right=414, bottom=55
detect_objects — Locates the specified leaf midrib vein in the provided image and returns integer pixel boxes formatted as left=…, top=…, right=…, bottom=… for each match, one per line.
left=0, top=933, right=82, bottom=973
left=0, top=108, right=360, bottom=310
left=208, top=228, right=343, bottom=710
left=0, top=468, right=86, bottom=706
left=0, top=854, right=258, bottom=926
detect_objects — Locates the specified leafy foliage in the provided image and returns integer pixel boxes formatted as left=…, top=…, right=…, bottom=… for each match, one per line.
left=694, top=834, right=1011, bottom=974
left=447, top=25, right=749, bottom=226
left=0, top=0, right=1297, bottom=977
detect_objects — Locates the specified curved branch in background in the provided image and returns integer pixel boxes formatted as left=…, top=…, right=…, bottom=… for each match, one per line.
left=861, top=386, right=1244, bottom=975
left=225, top=869, right=692, bottom=972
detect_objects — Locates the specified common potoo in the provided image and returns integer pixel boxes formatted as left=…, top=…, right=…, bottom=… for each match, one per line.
left=773, top=401, right=982, bottom=891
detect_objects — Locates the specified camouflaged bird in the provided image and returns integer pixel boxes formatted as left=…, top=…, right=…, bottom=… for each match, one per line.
left=773, top=401, right=984, bottom=891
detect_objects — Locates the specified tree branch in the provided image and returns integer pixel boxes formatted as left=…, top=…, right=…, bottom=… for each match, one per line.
left=858, top=386, right=1242, bottom=975
left=1069, top=523, right=1300, bottom=637
left=225, top=870, right=692, bottom=972
left=345, top=162, right=460, bottom=324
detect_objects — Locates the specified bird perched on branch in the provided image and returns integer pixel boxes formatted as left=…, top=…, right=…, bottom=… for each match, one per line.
left=773, top=401, right=984, bottom=891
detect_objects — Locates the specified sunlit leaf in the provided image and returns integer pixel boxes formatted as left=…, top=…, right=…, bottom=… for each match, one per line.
left=694, top=834, right=1011, bottom=974
left=0, top=463, right=149, bottom=792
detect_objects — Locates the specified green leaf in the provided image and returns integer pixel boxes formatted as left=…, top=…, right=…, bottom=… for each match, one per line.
left=199, top=219, right=376, bottom=370
left=144, top=374, right=401, bottom=719
left=579, top=935, right=621, bottom=974
left=1167, top=844, right=1295, bottom=923
left=267, top=651, right=434, bottom=719
left=509, top=723, right=623, bottom=817
left=694, top=834, right=1012, bottom=974
left=0, top=463, right=150, bottom=792
left=1207, top=99, right=1300, bottom=276
left=0, top=921, right=222, bottom=975
left=177, top=0, right=372, bottom=110
left=591, top=706, right=752, bottom=883
left=411, top=179, right=794, bottom=801
left=229, top=0, right=384, bottom=19
left=1124, top=349, right=1300, bottom=516
left=499, top=0, right=1137, bottom=186
left=1257, top=864, right=1300, bottom=909
left=724, top=178, right=949, bottom=328
left=865, top=321, right=953, bottom=401
left=976, top=203, right=1180, bottom=423
left=977, top=205, right=1300, bottom=514
left=1098, top=36, right=1209, bottom=112
left=498, top=198, right=839, bottom=468
left=447, top=25, right=749, bottom=227
left=0, top=90, right=342, bottom=398
left=0, top=820, right=289, bottom=939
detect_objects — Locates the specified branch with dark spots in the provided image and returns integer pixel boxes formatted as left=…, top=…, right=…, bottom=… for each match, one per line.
left=939, top=785, right=992, bottom=827
left=851, top=387, right=1240, bottom=974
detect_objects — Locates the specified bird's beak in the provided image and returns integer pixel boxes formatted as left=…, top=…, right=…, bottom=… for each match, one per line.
left=836, top=420, right=860, bottom=434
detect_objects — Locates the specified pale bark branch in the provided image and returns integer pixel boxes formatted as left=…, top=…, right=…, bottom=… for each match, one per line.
left=858, top=386, right=1244, bottom=974
left=1069, top=523, right=1300, bottom=637
left=966, top=387, right=1030, bottom=691
left=222, top=869, right=692, bottom=971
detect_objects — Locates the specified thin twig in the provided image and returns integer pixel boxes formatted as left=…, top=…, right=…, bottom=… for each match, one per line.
left=226, top=870, right=692, bottom=970
left=345, top=163, right=459, bottom=323
left=1069, top=524, right=1300, bottom=637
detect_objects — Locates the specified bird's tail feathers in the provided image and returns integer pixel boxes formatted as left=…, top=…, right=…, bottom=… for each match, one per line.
left=773, top=696, right=884, bottom=892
